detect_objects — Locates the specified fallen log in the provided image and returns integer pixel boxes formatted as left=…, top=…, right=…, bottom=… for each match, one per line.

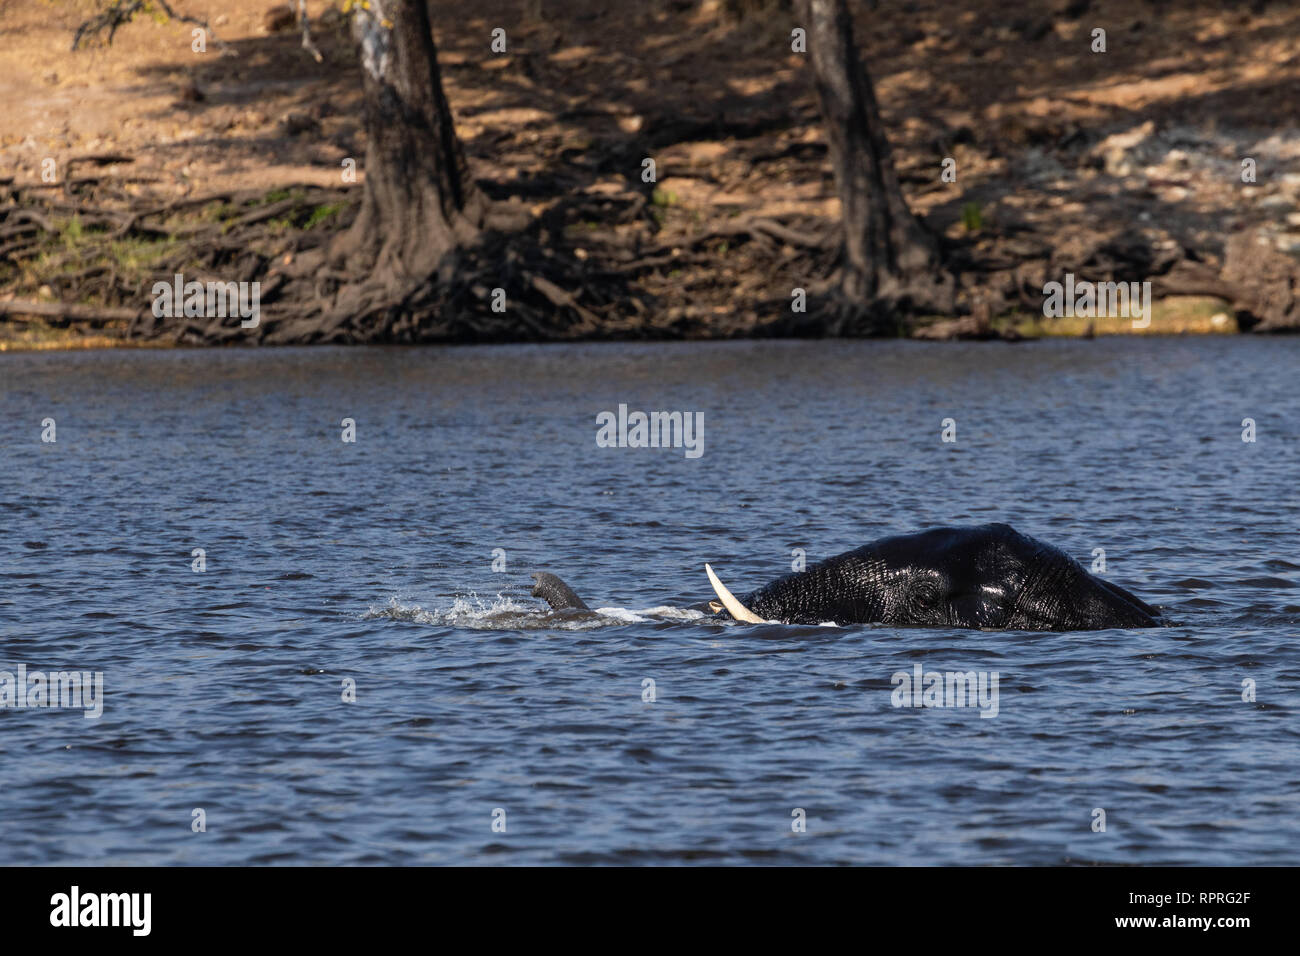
left=0, top=299, right=145, bottom=324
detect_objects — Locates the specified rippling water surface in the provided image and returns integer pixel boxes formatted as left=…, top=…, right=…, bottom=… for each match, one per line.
left=2, top=338, right=1298, bottom=864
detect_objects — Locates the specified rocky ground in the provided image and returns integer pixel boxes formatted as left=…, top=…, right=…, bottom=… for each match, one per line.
left=2, top=0, right=1299, bottom=347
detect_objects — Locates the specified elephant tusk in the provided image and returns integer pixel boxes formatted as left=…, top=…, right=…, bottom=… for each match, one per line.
left=705, top=564, right=765, bottom=623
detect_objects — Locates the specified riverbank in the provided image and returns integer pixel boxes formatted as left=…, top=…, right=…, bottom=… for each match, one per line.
left=2, top=0, right=1298, bottom=345
left=0, top=294, right=1240, bottom=351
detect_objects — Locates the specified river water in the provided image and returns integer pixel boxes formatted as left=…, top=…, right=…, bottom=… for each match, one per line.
left=2, top=337, right=1297, bottom=864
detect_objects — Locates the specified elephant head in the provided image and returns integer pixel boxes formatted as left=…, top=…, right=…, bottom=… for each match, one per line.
left=707, top=523, right=1160, bottom=631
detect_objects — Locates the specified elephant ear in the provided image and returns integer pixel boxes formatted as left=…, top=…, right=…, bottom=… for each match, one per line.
left=705, top=565, right=766, bottom=623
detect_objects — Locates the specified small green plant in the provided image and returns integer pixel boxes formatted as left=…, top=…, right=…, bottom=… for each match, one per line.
left=199, top=200, right=234, bottom=222
left=61, top=216, right=84, bottom=248
left=304, top=203, right=345, bottom=229
left=259, top=188, right=297, bottom=205
left=106, top=235, right=179, bottom=275
left=961, top=202, right=983, bottom=232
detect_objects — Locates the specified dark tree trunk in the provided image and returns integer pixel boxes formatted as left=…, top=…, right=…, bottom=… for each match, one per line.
left=800, top=0, right=954, bottom=331
left=269, top=0, right=608, bottom=344
left=327, top=0, right=487, bottom=320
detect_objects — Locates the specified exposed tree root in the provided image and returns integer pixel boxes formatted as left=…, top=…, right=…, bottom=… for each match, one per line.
left=0, top=180, right=348, bottom=343
left=5, top=174, right=1296, bottom=346
left=259, top=214, right=646, bottom=345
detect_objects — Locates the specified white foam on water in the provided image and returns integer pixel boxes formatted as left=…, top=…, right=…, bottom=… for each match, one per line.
left=363, top=594, right=708, bottom=631
left=363, top=593, right=543, bottom=629
left=592, top=605, right=708, bottom=623
left=640, top=605, right=707, bottom=621
left=593, top=606, right=647, bottom=623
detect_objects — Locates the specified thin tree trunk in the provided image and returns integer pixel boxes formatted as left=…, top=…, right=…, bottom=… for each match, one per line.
left=330, top=0, right=486, bottom=307
left=800, top=0, right=953, bottom=330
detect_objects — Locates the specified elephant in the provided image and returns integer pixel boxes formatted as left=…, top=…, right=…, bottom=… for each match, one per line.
left=531, top=523, right=1162, bottom=631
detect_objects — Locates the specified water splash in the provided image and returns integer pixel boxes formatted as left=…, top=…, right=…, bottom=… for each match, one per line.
left=362, top=595, right=707, bottom=630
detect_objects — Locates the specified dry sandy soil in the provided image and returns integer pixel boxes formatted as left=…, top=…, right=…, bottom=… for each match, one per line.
left=2, top=0, right=1299, bottom=345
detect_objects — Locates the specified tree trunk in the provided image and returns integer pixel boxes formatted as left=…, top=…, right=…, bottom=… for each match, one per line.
left=800, top=0, right=953, bottom=331
left=329, top=0, right=487, bottom=320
